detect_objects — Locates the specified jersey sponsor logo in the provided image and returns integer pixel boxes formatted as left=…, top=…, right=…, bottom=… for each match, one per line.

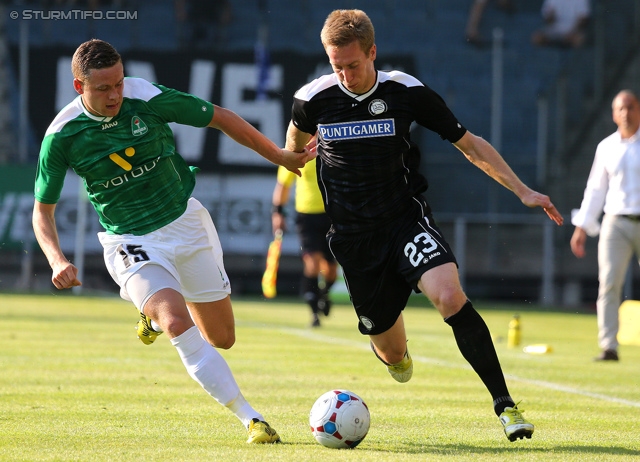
left=101, top=121, right=118, bottom=130
left=100, top=151, right=158, bottom=189
left=131, top=116, right=148, bottom=136
left=108, top=146, right=136, bottom=171
left=368, top=99, right=387, bottom=115
left=318, top=118, right=395, bottom=141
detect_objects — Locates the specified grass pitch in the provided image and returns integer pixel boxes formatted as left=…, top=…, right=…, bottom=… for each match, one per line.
left=0, top=292, right=639, bottom=461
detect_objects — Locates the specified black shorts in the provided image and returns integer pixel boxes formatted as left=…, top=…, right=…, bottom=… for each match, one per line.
left=327, top=196, right=457, bottom=335
left=295, top=212, right=335, bottom=262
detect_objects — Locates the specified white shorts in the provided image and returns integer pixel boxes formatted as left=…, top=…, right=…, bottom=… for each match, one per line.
left=99, top=198, right=231, bottom=310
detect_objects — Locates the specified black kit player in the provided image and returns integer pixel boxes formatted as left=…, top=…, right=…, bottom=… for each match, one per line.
left=284, top=9, right=564, bottom=441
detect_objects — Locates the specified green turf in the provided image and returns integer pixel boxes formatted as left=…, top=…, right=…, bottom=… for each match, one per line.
left=0, top=293, right=638, bottom=461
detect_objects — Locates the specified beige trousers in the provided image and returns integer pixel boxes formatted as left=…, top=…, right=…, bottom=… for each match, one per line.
left=597, top=214, right=640, bottom=350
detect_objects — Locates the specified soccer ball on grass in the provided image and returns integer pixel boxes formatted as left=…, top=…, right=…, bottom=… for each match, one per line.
left=309, top=389, right=370, bottom=449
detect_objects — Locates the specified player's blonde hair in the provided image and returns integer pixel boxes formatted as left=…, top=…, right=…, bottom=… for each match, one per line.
left=320, top=9, right=375, bottom=54
left=71, top=39, right=121, bottom=81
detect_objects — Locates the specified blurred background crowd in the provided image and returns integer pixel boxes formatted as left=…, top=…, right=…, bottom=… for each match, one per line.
left=0, top=0, right=639, bottom=306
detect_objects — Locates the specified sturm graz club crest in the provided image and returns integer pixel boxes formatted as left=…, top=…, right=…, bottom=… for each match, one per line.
left=359, top=316, right=375, bottom=331
left=368, top=99, right=387, bottom=116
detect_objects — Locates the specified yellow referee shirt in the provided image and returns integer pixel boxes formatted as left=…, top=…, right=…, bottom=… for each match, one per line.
left=276, top=158, right=325, bottom=214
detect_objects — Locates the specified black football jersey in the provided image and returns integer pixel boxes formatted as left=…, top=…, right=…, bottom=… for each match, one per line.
left=291, top=70, right=467, bottom=234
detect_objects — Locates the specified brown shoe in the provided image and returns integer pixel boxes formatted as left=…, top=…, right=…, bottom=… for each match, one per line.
left=594, top=349, right=619, bottom=361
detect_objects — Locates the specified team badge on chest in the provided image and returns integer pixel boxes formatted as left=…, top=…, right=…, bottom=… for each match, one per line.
left=368, top=99, right=387, bottom=116
left=131, top=116, right=148, bottom=136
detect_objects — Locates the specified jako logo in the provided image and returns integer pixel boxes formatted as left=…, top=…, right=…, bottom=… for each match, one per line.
left=101, top=121, right=118, bottom=130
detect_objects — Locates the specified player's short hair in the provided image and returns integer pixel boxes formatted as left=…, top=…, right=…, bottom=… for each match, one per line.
left=320, top=9, right=375, bottom=54
left=72, top=39, right=121, bottom=81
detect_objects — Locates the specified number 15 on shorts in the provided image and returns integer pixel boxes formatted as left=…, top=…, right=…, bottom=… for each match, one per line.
left=117, top=244, right=150, bottom=268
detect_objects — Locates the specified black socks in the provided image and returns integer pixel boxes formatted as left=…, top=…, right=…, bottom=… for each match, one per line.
left=445, top=301, right=515, bottom=415
left=301, top=275, right=320, bottom=314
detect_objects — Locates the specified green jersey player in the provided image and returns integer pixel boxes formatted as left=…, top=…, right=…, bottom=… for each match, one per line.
left=32, top=39, right=313, bottom=444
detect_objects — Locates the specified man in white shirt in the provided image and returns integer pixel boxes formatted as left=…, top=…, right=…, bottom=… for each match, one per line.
left=571, top=89, right=640, bottom=361
left=531, top=0, right=591, bottom=48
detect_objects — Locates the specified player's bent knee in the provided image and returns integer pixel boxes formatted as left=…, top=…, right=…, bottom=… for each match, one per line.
left=203, top=330, right=236, bottom=350
left=214, top=336, right=236, bottom=350
left=160, top=315, right=197, bottom=338
left=431, top=289, right=468, bottom=318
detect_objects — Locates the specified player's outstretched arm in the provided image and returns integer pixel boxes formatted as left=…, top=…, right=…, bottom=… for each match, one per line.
left=208, top=105, right=313, bottom=175
left=32, top=200, right=82, bottom=289
left=517, top=188, right=564, bottom=225
left=453, top=131, right=564, bottom=225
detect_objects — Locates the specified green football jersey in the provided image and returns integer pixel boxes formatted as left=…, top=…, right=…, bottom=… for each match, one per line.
left=35, top=77, right=214, bottom=235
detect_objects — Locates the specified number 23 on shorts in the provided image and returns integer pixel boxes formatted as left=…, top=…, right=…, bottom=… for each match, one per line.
left=404, top=232, right=439, bottom=267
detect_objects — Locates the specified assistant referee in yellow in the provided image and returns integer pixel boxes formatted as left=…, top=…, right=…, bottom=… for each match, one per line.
left=271, top=157, right=338, bottom=327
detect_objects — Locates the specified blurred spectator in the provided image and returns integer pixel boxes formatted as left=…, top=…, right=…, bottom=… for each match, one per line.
left=465, top=0, right=514, bottom=46
left=176, top=0, right=232, bottom=51
left=570, top=90, right=640, bottom=362
left=531, top=0, right=591, bottom=48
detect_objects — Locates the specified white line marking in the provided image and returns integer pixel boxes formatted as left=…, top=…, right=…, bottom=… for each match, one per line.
left=240, top=322, right=640, bottom=408
left=501, top=376, right=640, bottom=408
